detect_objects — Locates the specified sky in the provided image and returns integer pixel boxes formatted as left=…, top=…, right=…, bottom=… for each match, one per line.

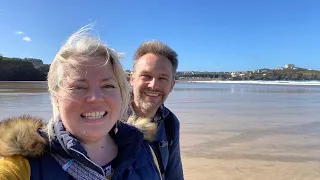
left=0, top=0, right=319, bottom=72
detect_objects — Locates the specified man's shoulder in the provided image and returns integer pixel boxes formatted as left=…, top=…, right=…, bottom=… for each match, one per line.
left=162, top=105, right=180, bottom=142
left=163, top=105, right=180, bottom=123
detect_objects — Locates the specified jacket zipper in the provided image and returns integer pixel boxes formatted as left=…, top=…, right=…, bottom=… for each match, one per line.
left=111, top=159, right=135, bottom=179
left=70, top=147, right=106, bottom=177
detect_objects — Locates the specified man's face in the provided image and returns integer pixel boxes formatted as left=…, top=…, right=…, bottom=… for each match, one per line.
left=130, top=53, right=175, bottom=117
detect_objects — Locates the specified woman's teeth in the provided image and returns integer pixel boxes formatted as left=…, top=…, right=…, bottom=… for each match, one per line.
left=81, top=111, right=106, bottom=119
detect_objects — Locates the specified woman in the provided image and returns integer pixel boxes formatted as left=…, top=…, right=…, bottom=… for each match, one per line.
left=0, top=25, right=161, bottom=180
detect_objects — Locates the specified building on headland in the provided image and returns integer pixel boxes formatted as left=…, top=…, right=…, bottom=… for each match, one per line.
left=275, top=64, right=296, bottom=70
left=275, top=67, right=284, bottom=70
left=284, top=64, right=295, bottom=69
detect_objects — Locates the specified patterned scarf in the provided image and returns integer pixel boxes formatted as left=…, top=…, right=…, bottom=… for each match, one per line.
left=51, top=153, right=108, bottom=180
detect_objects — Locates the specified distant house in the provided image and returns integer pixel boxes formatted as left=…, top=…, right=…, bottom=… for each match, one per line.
left=284, top=64, right=295, bottom=69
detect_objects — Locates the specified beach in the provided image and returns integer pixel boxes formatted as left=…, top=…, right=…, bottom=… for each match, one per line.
left=179, top=122, right=320, bottom=180
left=167, top=81, right=320, bottom=180
left=182, top=157, right=320, bottom=180
left=1, top=81, right=320, bottom=179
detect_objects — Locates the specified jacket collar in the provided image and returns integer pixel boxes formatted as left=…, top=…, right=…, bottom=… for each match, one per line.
left=110, top=121, right=143, bottom=163
left=0, top=115, right=144, bottom=170
left=129, top=101, right=170, bottom=123
left=51, top=119, right=144, bottom=165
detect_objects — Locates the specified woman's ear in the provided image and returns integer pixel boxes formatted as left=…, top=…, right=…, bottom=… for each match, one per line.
left=52, top=96, right=60, bottom=112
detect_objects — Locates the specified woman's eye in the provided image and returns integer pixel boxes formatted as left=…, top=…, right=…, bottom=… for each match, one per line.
left=69, top=85, right=87, bottom=91
left=76, top=86, right=86, bottom=89
left=102, top=85, right=115, bottom=89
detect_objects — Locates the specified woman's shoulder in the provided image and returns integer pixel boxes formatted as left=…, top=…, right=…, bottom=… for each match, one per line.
left=0, top=155, right=30, bottom=180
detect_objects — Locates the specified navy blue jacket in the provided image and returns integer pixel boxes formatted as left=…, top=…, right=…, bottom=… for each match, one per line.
left=131, top=104, right=184, bottom=180
left=28, top=121, right=161, bottom=180
left=154, top=105, right=184, bottom=180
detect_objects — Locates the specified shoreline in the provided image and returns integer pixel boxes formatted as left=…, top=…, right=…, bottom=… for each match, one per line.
left=183, top=80, right=320, bottom=86
left=1, top=80, right=320, bottom=86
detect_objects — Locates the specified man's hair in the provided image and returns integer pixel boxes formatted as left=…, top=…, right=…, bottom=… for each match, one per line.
left=133, top=40, right=178, bottom=74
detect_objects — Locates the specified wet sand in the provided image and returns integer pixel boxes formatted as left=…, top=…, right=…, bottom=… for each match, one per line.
left=179, top=120, right=320, bottom=180
left=182, top=157, right=320, bottom=180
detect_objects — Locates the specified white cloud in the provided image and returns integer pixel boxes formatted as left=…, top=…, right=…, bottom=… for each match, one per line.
left=22, top=36, right=31, bottom=42
left=15, top=31, right=24, bottom=35
left=15, top=31, right=32, bottom=42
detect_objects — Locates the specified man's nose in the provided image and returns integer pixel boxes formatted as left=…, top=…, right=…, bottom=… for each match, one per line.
left=148, top=78, right=158, bottom=90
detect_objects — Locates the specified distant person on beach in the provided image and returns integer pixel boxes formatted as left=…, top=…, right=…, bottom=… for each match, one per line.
left=126, top=40, right=184, bottom=180
left=0, top=26, right=162, bottom=180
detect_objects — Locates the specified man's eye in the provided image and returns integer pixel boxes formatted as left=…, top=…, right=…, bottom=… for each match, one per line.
left=160, top=77, right=168, bottom=81
left=141, top=75, right=151, bottom=79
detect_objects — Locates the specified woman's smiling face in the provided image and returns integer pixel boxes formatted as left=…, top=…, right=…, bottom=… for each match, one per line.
left=56, top=58, right=121, bottom=143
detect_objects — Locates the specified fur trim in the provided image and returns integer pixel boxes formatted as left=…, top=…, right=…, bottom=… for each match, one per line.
left=0, top=114, right=156, bottom=158
left=127, top=115, right=157, bottom=142
left=0, top=115, right=47, bottom=158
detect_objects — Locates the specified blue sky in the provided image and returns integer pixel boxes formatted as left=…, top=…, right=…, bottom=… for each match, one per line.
left=0, top=0, right=319, bottom=72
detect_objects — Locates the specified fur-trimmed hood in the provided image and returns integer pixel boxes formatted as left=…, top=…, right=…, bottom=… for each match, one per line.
left=0, top=115, right=47, bottom=158
left=0, top=115, right=157, bottom=158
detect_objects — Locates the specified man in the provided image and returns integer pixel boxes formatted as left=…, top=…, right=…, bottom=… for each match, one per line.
left=129, top=40, right=184, bottom=180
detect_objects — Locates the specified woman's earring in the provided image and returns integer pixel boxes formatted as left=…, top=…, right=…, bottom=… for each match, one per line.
left=114, top=122, right=118, bottom=134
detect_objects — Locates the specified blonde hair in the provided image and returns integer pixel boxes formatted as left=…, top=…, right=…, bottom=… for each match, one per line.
left=46, top=25, right=130, bottom=138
